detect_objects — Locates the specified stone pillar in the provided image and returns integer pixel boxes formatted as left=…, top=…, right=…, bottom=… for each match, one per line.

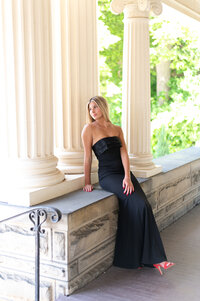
left=51, top=0, right=98, bottom=174
left=111, top=0, right=162, bottom=177
left=156, top=60, right=170, bottom=105
left=0, top=0, right=67, bottom=205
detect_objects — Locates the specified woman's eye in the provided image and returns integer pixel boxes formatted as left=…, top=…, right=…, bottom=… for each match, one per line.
left=89, top=105, right=98, bottom=110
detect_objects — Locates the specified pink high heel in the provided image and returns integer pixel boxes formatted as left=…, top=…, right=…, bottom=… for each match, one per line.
left=153, top=261, right=175, bottom=275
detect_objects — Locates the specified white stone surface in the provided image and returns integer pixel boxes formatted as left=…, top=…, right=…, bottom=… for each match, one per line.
left=52, top=0, right=98, bottom=174
left=1, top=172, right=98, bottom=206
left=0, top=0, right=70, bottom=205
left=0, top=268, right=53, bottom=301
left=163, top=0, right=200, bottom=21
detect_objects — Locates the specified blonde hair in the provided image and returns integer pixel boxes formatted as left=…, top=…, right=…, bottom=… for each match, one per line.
left=87, top=96, right=110, bottom=123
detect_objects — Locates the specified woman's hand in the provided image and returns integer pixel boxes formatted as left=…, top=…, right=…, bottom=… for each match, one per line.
left=122, top=177, right=134, bottom=195
left=83, top=184, right=94, bottom=192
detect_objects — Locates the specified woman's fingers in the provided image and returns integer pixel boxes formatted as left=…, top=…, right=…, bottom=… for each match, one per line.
left=123, top=184, right=128, bottom=194
left=122, top=178, right=135, bottom=195
left=123, top=182, right=134, bottom=195
left=123, top=183, right=129, bottom=194
left=83, top=185, right=93, bottom=192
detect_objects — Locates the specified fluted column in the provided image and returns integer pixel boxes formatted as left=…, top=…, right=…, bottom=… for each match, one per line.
left=156, top=60, right=170, bottom=104
left=111, top=0, right=162, bottom=177
left=0, top=0, right=65, bottom=205
left=51, top=0, right=98, bottom=174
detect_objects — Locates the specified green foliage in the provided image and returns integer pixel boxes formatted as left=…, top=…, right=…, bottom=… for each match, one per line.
left=152, top=125, right=169, bottom=158
left=100, top=40, right=123, bottom=86
left=106, top=94, right=122, bottom=126
left=150, top=17, right=200, bottom=111
left=167, top=101, right=200, bottom=152
left=150, top=92, right=171, bottom=121
left=98, top=1, right=124, bottom=39
left=151, top=98, right=200, bottom=157
left=98, top=1, right=200, bottom=157
left=150, top=17, right=200, bottom=157
left=98, top=0, right=123, bottom=125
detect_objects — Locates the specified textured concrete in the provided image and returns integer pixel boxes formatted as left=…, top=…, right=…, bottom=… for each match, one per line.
left=57, top=203, right=200, bottom=301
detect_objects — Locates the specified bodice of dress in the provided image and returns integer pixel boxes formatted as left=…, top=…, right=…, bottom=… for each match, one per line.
left=92, top=136, right=124, bottom=180
left=92, top=136, right=122, bottom=158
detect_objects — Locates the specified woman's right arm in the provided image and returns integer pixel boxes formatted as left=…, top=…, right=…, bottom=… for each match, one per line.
left=81, top=124, right=93, bottom=192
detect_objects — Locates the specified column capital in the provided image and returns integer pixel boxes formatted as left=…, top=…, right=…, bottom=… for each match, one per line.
left=111, top=0, right=162, bottom=16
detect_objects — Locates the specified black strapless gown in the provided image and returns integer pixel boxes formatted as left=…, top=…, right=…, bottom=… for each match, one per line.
left=92, top=136, right=167, bottom=268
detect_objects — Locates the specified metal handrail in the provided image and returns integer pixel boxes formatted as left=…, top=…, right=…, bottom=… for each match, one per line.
left=0, top=206, right=62, bottom=301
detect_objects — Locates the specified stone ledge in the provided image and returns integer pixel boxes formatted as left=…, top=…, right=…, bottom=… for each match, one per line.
left=1, top=147, right=199, bottom=218
left=41, top=147, right=200, bottom=213
left=0, top=173, right=99, bottom=207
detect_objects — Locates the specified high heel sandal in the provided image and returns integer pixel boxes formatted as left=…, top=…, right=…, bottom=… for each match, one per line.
left=153, top=261, right=175, bottom=275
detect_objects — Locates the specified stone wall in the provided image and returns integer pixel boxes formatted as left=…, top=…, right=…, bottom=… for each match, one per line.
left=0, top=150, right=200, bottom=299
left=143, top=159, right=200, bottom=231
left=0, top=195, right=118, bottom=300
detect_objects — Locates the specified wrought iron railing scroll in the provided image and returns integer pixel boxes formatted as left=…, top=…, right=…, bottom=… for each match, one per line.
left=0, top=206, right=62, bottom=301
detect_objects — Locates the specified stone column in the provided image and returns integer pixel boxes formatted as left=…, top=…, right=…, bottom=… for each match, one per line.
left=111, top=0, right=162, bottom=177
left=51, top=0, right=98, bottom=174
left=0, top=0, right=66, bottom=205
left=156, top=60, right=170, bottom=105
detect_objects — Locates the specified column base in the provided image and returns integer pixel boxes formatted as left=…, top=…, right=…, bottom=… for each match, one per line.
left=58, top=164, right=98, bottom=174
left=57, top=151, right=98, bottom=174
left=129, top=154, right=162, bottom=178
left=130, top=164, right=162, bottom=178
left=1, top=173, right=98, bottom=206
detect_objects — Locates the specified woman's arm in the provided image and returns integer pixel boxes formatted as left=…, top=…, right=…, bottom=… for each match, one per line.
left=81, top=124, right=93, bottom=192
left=119, top=127, right=134, bottom=195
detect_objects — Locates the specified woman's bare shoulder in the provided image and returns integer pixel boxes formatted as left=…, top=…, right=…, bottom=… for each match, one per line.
left=112, top=124, right=123, bottom=135
left=82, top=123, right=92, bottom=136
left=82, top=123, right=92, bottom=132
left=81, top=124, right=94, bottom=147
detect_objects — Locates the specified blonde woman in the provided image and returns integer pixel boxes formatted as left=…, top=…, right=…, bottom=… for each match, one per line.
left=81, top=96, right=174, bottom=275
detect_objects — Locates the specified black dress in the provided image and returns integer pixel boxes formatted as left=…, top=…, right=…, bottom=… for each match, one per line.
left=92, top=136, right=167, bottom=269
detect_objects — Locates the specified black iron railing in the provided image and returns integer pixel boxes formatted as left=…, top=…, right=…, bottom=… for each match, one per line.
left=0, top=206, right=62, bottom=301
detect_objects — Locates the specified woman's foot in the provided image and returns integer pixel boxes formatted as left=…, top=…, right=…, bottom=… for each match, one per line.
left=153, top=261, right=175, bottom=275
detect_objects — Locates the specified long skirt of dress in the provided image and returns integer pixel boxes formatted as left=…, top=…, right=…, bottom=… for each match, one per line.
left=100, top=172, right=167, bottom=269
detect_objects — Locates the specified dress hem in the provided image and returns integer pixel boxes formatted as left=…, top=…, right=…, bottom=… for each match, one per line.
left=113, top=256, right=167, bottom=269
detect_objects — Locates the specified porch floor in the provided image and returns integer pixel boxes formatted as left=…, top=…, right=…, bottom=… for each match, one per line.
left=57, top=201, right=200, bottom=301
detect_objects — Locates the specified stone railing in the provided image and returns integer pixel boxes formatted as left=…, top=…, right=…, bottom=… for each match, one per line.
left=0, top=147, right=200, bottom=300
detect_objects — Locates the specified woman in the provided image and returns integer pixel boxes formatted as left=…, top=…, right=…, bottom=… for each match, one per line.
left=81, top=96, right=174, bottom=275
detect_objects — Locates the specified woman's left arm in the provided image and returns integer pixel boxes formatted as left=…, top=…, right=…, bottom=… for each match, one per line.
left=119, top=127, right=134, bottom=195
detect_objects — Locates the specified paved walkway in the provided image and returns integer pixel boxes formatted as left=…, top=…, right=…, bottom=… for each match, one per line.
left=57, top=203, right=200, bottom=301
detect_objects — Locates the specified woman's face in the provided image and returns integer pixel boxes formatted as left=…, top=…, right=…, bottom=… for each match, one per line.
left=89, top=101, right=103, bottom=120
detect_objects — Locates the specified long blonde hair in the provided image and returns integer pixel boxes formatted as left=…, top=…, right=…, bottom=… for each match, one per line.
left=87, top=96, right=110, bottom=123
